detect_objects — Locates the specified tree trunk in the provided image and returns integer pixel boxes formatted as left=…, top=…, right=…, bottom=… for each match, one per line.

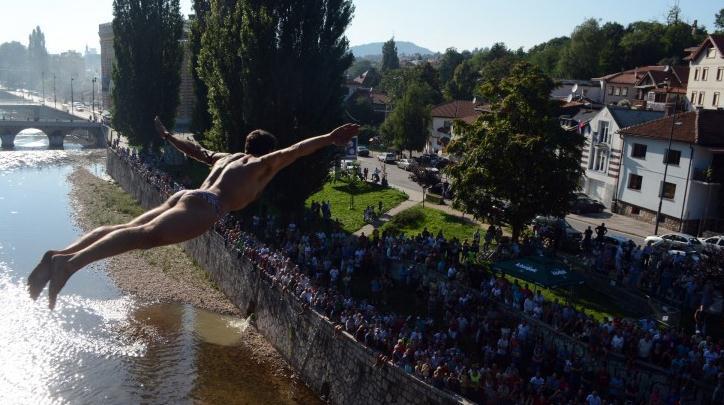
left=511, top=224, right=521, bottom=242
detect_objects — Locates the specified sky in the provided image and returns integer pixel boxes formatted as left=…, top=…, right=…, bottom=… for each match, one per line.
left=0, top=0, right=721, bottom=54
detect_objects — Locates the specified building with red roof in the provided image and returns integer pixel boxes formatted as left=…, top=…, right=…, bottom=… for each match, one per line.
left=614, top=109, right=724, bottom=233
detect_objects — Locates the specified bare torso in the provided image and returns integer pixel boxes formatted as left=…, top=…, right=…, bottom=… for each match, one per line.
left=197, top=153, right=274, bottom=213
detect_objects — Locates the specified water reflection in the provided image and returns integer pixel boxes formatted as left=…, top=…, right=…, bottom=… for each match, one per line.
left=0, top=148, right=319, bottom=404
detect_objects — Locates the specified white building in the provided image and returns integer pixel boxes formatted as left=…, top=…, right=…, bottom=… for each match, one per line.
left=684, top=34, right=724, bottom=110
left=616, top=109, right=724, bottom=233
left=581, top=106, right=664, bottom=207
left=426, top=100, right=483, bottom=154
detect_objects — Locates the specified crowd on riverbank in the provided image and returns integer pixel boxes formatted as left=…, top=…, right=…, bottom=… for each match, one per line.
left=112, top=145, right=723, bottom=404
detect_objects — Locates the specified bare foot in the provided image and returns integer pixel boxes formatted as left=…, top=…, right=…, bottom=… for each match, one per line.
left=48, top=255, right=74, bottom=310
left=27, top=250, right=56, bottom=300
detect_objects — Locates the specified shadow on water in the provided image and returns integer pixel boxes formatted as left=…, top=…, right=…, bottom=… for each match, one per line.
left=0, top=146, right=319, bottom=404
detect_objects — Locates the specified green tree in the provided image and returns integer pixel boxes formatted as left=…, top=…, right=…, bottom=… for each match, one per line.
left=438, top=47, right=464, bottom=86
left=381, top=37, right=400, bottom=72
left=620, top=21, right=666, bottom=68
left=111, top=0, right=184, bottom=150
left=598, top=22, right=625, bottom=74
left=527, top=36, right=570, bottom=77
left=27, top=26, right=48, bottom=90
left=348, top=58, right=374, bottom=78
left=445, top=60, right=479, bottom=100
left=556, top=19, right=603, bottom=79
left=447, top=62, right=583, bottom=241
left=189, top=0, right=213, bottom=137
left=347, top=94, right=374, bottom=125
left=716, top=8, right=724, bottom=33
left=0, top=42, right=27, bottom=88
left=198, top=0, right=354, bottom=210
left=380, top=82, right=431, bottom=157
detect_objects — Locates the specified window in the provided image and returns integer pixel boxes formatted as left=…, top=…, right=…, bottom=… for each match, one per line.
left=694, top=68, right=700, bottom=81
left=632, top=143, right=647, bottom=158
left=717, top=68, right=723, bottom=81
left=664, top=149, right=681, bottom=165
left=660, top=182, right=676, bottom=199
left=608, top=86, right=614, bottom=95
left=628, top=174, right=643, bottom=190
left=691, top=91, right=697, bottom=104
left=614, top=87, right=621, bottom=96
left=598, top=121, right=610, bottom=143
left=702, top=68, right=709, bottom=81
left=622, top=87, right=628, bottom=96
left=698, top=92, right=705, bottom=105
left=593, top=148, right=608, bottom=173
left=631, top=206, right=641, bottom=215
left=714, top=92, right=721, bottom=108
left=707, top=47, right=717, bottom=58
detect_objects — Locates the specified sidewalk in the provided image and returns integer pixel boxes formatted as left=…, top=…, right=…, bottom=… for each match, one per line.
left=566, top=210, right=655, bottom=238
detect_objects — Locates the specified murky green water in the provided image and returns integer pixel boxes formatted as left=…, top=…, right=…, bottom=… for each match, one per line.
left=0, top=132, right=318, bottom=404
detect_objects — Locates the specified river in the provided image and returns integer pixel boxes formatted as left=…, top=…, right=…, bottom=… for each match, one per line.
left=0, top=131, right=318, bottom=404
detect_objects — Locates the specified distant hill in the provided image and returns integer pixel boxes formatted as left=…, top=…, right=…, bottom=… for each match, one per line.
left=350, top=41, right=435, bottom=57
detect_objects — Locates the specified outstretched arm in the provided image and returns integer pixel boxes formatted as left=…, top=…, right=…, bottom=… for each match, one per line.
left=260, top=123, right=359, bottom=174
left=154, top=116, right=229, bottom=166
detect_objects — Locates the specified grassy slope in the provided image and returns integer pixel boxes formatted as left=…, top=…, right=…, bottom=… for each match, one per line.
left=306, top=181, right=408, bottom=233
left=382, top=205, right=483, bottom=241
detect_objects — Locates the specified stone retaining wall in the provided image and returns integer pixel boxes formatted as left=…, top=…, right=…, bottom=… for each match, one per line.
left=107, top=151, right=469, bottom=405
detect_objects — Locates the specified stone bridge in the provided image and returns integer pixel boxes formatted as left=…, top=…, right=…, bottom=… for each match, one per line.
left=0, top=119, right=108, bottom=149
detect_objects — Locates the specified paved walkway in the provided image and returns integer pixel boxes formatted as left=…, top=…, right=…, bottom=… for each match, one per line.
left=567, top=210, right=655, bottom=239
left=354, top=183, right=485, bottom=236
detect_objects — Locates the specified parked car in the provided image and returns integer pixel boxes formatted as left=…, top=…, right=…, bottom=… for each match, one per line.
left=600, top=235, right=632, bottom=248
left=699, top=235, right=724, bottom=250
left=357, top=145, right=369, bottom=157
left=396, top=158, right=413, bottom=170
left=377, top=152, right=396, bottom=163
left=570, top=196, right=606, bottom=214
left=341, top=159, right=358, bottom=171
left=644, top=232, right=702, bottom=251
left=532, top=216, right=583, bottom=251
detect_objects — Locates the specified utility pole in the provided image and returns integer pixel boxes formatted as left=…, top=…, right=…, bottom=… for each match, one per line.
left=654, top=81, right=682, bottom=235
left=53, top=74, right=57, bottom=108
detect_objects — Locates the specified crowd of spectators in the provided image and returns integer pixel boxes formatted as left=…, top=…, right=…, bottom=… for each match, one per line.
left=112, top=145, right=723, bottom=404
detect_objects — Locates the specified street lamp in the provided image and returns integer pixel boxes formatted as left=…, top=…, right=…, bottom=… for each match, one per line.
left=70, top=77, right=74, bottom=115
left=53, top=74, right=57, bottom=108
left=92, top=77, right=97, bottom=116
left=654, top=80, right=682, bottom=234
left=41, top=71, right=45, bottom=105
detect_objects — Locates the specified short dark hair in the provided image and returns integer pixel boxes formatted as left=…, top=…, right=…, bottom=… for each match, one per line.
left=245, top=129, right=277, bottom=156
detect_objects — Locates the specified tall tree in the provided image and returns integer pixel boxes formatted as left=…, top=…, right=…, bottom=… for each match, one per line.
left=716, top=8, right=724, bottom=33
left=445, top=60, right=479, bottom=100
left=198, top=0, right=355, bottom=210
left=620, top=21, right=666, bottom=68
left=598, top=22, right=625, bottom=74
left=447, top=62, right=583, bottom=241
left=556, top=19, right=603, bottom=79
left=438, top=47, right=464, bottom=86
left=111, top=0, right=184, bottom=150
left=527, top=37, right=570, bottom=77
left=381, top=37, right=400, bottom=72
left=0, top=42, right=27, bottom=88
left=189, top=0, right=213, bottom=138
left=27, top=26, right=49, bottom=90
left=380, top=82, right=431, bottom=157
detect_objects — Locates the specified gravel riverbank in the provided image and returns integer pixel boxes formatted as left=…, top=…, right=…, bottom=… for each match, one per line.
left=67, top=159, right=311, bottom=387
